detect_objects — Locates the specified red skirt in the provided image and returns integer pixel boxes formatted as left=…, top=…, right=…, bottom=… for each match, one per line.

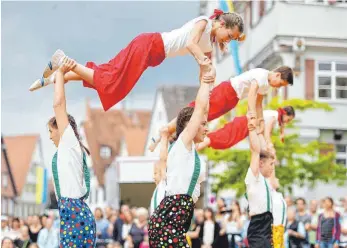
left=84, top=32, right=165, bottom=111
left=188, top=80, right=239, bottom=121
left=208, top=115, right=249, bottom=149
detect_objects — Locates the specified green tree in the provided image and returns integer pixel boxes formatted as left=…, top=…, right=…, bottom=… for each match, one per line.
left=203, top=97, right=347, bottom=197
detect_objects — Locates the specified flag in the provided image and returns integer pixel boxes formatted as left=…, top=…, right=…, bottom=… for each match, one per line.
left=219, top=0, right=242, bottom=75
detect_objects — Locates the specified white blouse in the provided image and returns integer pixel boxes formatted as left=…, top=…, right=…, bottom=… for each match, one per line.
left=165, top=136, right=206, bottom=203
left=161, top=16, right=213, bottom=58
left=55, top=125, right=87, bottom=199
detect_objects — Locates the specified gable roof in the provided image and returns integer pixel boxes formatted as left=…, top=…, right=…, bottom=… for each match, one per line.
left=2, top=135, right=40, bottom=195
left=159, top=85, right=199, bottom=120
left=1, top=136, right=18, bottom=198
left=83, top=103, right=151, bottom=185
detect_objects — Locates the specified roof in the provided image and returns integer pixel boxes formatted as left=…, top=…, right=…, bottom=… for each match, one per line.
left=83, top=103, right=151, bottom=186
left=1, top=137, right=17, bottom=198
left=2, top=135, right=39, bottom=196
left=159, top=85, right=199, bottom=120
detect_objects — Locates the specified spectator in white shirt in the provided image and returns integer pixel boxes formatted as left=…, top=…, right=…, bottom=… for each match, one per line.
left=37, top=218, right=58, bottom=248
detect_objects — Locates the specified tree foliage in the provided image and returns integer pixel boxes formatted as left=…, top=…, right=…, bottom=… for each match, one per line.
left=203, top=97, right=347, bottom=197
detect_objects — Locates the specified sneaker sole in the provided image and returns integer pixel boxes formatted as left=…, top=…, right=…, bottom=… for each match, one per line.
left=42, top=49, right=65, bottom=78
left=29, top=77, right=46, bottom=92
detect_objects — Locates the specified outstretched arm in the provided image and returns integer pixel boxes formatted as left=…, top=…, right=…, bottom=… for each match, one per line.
left=258, top=132, right=267, bottom=151
left=53, top=58, right=76, bottom=136
left=199, top=52, right=212, bottom=82
left=264, top=117, right=276, bottom=146
left=181, top=78, right=213, bottom=149
left=265, top=117, right=277, bottom=158
left=159, top=128, right=169, bottom=181
left=248, top=81, right=259, bottom=131
left=248, top=114, right=261, bottom=177
left=187, top=20, right=212, bottom=67
left=196, top=136, right=211, bottom=151
left=256, top=94, right=265, bottom=134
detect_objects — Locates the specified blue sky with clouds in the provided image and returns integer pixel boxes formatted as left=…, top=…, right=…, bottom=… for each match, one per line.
left=1, top=1, right=201, bottom=167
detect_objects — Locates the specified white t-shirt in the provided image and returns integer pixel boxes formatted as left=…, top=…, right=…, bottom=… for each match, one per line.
left=165, top=136, right=206, bottom=203
left=230, top=68, right=270, bottom=100
left=150, top=181, right=166, bottom=216
left=272, top=191, right=287, bottom=226
left=245, top=168, right=272, bottom=216
left=55, top=125, right=87, bottom=199
left=161, top=16, right=213, bottom=58
left=203, top=220, right=215, bottom=245
left=263, top=110, right=279, bottom=129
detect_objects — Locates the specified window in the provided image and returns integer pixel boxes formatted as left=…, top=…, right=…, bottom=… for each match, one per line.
left=1, top=197, right=5, bottom=214
left=265, top=0, right=274, bottom=12
left=316, top=61, right=347, bottom=101
left=2, top=174, right=8, bottom=188
left=251, top=1, right=260, bottom=27
left=100, top=145, right=112, bottom=159
left=336, top=144, right=347, bottom=168
left=26, top=184, right=36, bottom=193
left=24, top=204, right=28, bottom=217
left=3, top=198, right=8, bottom=214
left=8, top=200, right=13, bottom=215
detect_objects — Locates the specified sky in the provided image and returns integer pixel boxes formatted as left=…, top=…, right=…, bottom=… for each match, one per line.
left=1, top=1, right=202, bottom=169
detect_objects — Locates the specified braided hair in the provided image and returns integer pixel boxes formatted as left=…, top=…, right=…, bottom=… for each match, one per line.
left=173, top=106, right=195, bottom=141
left=48, top=114, right=90, bottom=155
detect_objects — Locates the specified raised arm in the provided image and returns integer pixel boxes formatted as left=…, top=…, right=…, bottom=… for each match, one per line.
left=187, top=20, right=212, bottom=67
left=199, top=52, right=212, bottom=81
left=248, top=114, right=261, bottom=177
left=247, top=80, right=259, bottom=131
left=265, top=117, right=277, bottom=159
left=264, top=117, right=276, bottom=146
left=159, top=128, right=169, bottom=181
left=181, top=78, right=213, bottom=149
left=256, top=94, right=265, bottom=134
left=53, top=58, right=76, bottom=136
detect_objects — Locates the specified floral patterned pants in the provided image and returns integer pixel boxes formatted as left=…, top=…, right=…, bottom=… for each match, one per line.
left=148, top=194, right=194, bottom=248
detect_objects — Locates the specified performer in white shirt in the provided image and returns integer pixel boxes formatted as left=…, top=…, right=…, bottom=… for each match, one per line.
left=150, top=127, right=170, bottom=216
left=30, top=10, right=244, bottom=111
left=149, top=68, right=294, bottom=152
left=245, top=113, right=275, bottom=248
left=47, top=57, right=96, bottom=247
left=195, top=106, right=295, bottom=152
left=269, top=174, right=287, bottom=248
left=148, top=74, right=213, bottom=247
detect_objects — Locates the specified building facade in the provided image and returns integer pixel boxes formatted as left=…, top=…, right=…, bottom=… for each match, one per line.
left=80, top=101, right=152, bottom=210
left=200, top=0, right=347, bottom=200
left=1, top=135, right=47, bottom=217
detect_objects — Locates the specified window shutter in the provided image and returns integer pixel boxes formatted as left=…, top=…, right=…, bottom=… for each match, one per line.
left=305, top=59, right=315, bottom=100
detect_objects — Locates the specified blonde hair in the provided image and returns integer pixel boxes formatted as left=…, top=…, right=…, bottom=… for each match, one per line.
left=136, top=207, right=149, bottom=219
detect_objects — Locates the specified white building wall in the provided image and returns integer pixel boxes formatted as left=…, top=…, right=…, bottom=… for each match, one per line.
left=144, top=92, right=169, bottom=157
left=115, top=155, right=208, bottom=183
left=201, top=0, right=347, bottom=201
left=237, top=2, right=347, bottom=67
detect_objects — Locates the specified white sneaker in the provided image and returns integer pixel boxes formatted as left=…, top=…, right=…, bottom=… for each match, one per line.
left=43, top=49, right=66, bottom=78
left=29, top=72, right=56, bottom=91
